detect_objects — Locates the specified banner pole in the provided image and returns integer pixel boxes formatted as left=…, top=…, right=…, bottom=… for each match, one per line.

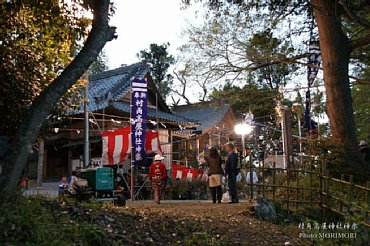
left=156, top=92, right=159, bottom=133
left=130, top=82, right=134, bottom=201
left=83, top=72, right=90, bottom=168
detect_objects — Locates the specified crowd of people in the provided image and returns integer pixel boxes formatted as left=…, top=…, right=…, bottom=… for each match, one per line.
left=147, top=142, right=246, bottom=204
left=58, top=140, right=369, bottom=205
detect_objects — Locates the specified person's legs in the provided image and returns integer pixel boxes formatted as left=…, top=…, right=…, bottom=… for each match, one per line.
left=228, top=173, right=238, bottom=203
left=158, top=180, right=165, bottom=203
left=233, top=173, right=239, bottom=202
left=227, top=173, right=234, bottom=202
left=209, top=175, right=217, bottom=203
left=216, top=185, right=222, bottom=203
left=152, top=179, right=160, bottom=204
left=210, top=187, right=216, bottom=203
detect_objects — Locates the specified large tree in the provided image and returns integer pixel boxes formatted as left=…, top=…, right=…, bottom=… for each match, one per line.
left=0, top=0, right=116, bottom=195
left=311, top=0, right=369, bottom=171
left=0, top=0, right=89, bottom=137
left=138, top=43, right=175, bottom=100
left=183, top=0, right=370, bottom=179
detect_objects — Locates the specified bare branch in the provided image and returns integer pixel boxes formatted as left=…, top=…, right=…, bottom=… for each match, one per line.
left=171, top=70, right=191, bottom=104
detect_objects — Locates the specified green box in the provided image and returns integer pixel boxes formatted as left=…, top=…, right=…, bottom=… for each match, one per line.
left=81, top=167, right=114, bottom=191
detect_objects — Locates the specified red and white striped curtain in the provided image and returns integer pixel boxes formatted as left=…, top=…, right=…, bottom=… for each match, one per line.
left=102, top=126, right=162, bottom=165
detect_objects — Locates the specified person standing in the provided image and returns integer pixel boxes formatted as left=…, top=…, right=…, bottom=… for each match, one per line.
left=359, top=141, right=370, bottom=162
left=149, top=154, right=168, bottom=204
left=224, top=143, right=239, bottom=203
left=206, top=147, right=223, bottom=203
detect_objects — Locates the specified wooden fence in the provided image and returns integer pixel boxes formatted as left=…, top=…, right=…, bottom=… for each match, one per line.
left=245, top=162, right=370, bottom=228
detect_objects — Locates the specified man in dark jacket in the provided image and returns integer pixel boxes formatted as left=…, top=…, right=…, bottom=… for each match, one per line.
left=224, top=143, right=239, bottom=203
left=360, top=141, right=370, bottom=162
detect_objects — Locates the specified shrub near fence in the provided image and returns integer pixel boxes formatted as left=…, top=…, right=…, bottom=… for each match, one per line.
left=246, top=162, right=370, bottom=228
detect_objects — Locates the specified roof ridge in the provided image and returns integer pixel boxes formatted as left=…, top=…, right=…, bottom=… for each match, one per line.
left=172, top=101, right=230, bottom=111
left=91, top=62, right=144, bottom=81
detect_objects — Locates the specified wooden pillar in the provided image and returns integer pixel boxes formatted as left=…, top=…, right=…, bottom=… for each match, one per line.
left=169, top=130, right=173, bottom=169
left=67, top=148, right=73, bottom=174
left=282, top=106, right=294, bottom=178
left=37, top=139, right=44, bottom=188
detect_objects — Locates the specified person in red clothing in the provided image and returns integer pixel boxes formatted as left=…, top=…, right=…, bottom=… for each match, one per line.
left=149, top=154, right=168, bottom=204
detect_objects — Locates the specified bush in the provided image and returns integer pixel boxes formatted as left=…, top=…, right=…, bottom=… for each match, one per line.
left=0, top=196, right=110, bottom=245
left=165, top=179, right=208, bottom=200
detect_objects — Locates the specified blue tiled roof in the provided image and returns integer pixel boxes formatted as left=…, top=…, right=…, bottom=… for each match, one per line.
left=173, top=103, right=231, bottom=132
left=87, top=63, right=146, bottom=112
left=73, top=63, right=194, bottom=125
left=112, top=102, right=196, bottom=125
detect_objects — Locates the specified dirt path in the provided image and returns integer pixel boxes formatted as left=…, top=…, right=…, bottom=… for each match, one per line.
left=107, top=200, right=305, bottom=245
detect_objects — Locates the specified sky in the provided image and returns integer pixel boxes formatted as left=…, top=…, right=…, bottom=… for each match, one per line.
left=105, top=0, right=195, bottom=69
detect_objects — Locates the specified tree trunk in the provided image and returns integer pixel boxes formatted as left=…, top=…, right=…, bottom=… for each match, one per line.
left=0, top=0, right=116, bottom=196
left=311, top=0, right=363, bottom=176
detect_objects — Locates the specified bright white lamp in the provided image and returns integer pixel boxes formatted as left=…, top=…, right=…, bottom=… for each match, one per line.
left=234, top=123, right=253, bottom=158
left=234, top=123, right=252, bottom=135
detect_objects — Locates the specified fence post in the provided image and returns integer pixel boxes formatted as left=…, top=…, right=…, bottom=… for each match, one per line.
left=326, top=169, right=331, bottom=209
left=310, top=170, right=313, bottom=210
left=367, top=182, right=370, bottom=222
left=296, top=171, right=299, bottom=210
left=366, top=182, right=370, bottom=204
left=262, top=159, right=265, bottom=198
left=340, top=174, right=345, bottom=213
left=250, top=151, right=253, bottom=200
left=323, top=162, right=327, bottom=192
left=347, top=175, right=353, bottom=212
left=319, top=161, right=324, bottom=213
left=272, top=162, right=276, bottom=200
left=287, top=167, right=290, bottom=213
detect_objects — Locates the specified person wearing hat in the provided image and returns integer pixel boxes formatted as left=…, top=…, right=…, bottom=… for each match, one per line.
left=359, top=141, right=370, bottom=162
left=149, top=154, right=168, bottom=204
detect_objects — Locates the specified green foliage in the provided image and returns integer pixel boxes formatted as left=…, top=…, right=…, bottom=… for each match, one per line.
left=90, top=50, right=110, bottom=75
left=246, top=30, right=298, bottom=90
left=0, top=0, right=89, bottom=136
left=209, top=83, right=278, bottom=122
left=352, top=84, right=370, bottom=142
left=138, top=43, right=175, bottom=99
left=0, top=196, right=110, bottom=245
left=343, top=204, right=370, bottom=244
left=166, top=179, right=208, bottom=199
left=184, top=232, right=215, bottom=245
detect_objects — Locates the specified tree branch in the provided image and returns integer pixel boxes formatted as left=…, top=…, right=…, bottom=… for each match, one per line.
left=349, top=32, right=370, bottom=50
left=172, top=70, right=191, bottom=105
left=339, top=0, right=370, bottom=28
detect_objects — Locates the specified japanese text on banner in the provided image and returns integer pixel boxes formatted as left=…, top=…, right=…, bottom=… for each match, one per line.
left=131, top=78, right=148, bottom=165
